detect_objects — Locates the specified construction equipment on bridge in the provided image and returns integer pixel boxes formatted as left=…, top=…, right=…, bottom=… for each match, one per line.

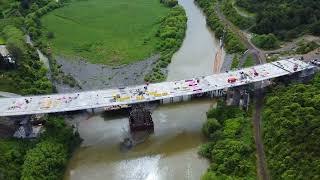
left=0, top=59, right=316, bottom=117
left=228, top=76, right=237, bottom=83
left=129, top=106, right=154, bottom=132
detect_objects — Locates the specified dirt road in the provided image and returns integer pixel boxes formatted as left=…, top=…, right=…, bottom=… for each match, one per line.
left=253, top=88, right=270, bottom=180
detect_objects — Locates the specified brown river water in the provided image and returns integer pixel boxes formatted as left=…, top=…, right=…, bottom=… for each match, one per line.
left=64, top=0, right=224, bottom=179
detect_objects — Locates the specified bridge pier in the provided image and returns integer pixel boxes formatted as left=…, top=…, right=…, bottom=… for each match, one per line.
left=231, top=88, right=241, bottom=106
left=10, top=115, right=33, bottom=138
left=296, top=67, right=316, bottom=83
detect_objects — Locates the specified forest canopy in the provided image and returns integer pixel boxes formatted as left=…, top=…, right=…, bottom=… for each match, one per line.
left=262, top=73, right=320, bottom=179
left=236, top=0, right=320, bottom=40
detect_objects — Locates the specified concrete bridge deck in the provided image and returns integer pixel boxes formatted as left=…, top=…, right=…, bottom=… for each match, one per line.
left=0, top=58, right=314, bottom=117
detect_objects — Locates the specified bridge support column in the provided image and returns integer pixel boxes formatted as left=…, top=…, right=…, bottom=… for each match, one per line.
left=22, top=116, right=32, bottom=137
left=242, top=91, right=250, bottom=111
left=11, top=115, right=33, bottom=138
left=231, top=88, right=241, bottom=106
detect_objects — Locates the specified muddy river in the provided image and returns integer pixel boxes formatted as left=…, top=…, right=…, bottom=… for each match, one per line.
left=64, top=0, right=223, bottom=179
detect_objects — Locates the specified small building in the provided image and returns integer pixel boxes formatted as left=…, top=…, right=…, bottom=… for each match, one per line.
left=0, top=45, right=16, bottom=69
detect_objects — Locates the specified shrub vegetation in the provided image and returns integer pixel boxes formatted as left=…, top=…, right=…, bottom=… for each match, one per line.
left=199, top=101, right=256, bottom=179
left=296, top=41, right=320, bottom=54
left=251, top=33, right=279, bottom=50
left=144, top=4, right=187, bottom=82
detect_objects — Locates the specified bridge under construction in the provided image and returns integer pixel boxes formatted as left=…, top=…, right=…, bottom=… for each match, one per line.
left=0, top=58, right=315, bottom=117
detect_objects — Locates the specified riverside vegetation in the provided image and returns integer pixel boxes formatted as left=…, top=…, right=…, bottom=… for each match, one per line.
left=195, top=0, right=250, bottom=72
left=199, top=101, right=256, bottom=180
left=144, top=3, right=187, bottom=82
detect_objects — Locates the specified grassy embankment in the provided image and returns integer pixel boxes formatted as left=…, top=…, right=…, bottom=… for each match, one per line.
left=40, top=0, right=170, bottom=65
left=199, top=101, right=257, bottom=180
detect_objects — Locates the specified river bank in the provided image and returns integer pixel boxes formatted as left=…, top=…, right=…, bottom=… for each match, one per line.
left=54, top=54, right=159, bottom=92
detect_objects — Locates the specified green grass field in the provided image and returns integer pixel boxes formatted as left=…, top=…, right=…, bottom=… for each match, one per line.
left=41, top=0, right=169, bottom=65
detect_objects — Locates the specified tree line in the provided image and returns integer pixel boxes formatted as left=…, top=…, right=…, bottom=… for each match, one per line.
left=144, top=1, right=187, bottom=82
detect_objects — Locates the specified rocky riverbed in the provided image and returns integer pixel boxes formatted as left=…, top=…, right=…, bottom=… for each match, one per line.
left=54, top=55, right=159, bottom=93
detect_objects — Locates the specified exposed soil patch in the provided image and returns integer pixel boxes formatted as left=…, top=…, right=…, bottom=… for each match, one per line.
left=253, top=89, right=270, bottom=180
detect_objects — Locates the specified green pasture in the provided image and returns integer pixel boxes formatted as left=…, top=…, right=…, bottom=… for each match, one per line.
left=41, top=0, right=169, bottom=65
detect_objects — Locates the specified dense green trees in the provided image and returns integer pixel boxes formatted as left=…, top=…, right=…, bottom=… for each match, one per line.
left=236, top=0, right=320, bottom=40
left=263, top=73, right=320, bottom=179
left=1, top=25, right=53, bottom=94
left=251, top=33, right=279, bottom=50
left=0, top=116, right=81, bottom=180
left=21, top=141, right=67, bottom=180
left=144, top=5, right=187, bottom=82
left=0, top=139, right=34, bottom=180
left=160, top=0, right=178, bottom=7
left=199, top=102, right=256, bottom=179
left=0, top=0, right=79, bottom=93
